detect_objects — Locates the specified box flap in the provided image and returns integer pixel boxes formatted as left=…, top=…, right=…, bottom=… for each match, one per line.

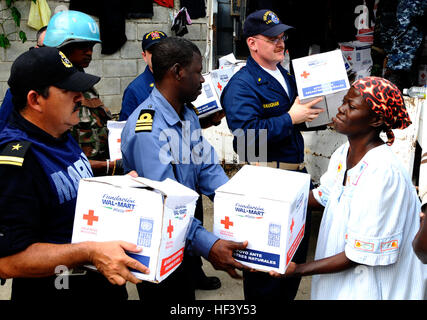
left=81, top=175, right=146, bottom=188
left=216, top=165, right=310, bottom=202
left=81, top=176, right=199, bottom=207
left=131, top=177, right=199, bottom=208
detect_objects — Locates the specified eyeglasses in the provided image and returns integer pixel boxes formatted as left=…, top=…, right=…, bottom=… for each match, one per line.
left=253, top=34, right=288, bottom=45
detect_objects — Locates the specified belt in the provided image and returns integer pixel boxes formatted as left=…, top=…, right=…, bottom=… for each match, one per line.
left=249, top=161, right=305, bottom=171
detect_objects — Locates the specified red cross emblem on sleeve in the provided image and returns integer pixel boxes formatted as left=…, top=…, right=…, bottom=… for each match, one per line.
left=83, top=209, right=99, bottom=226
left=221, top=216, right=234, bottom=229
left=167, top=219, right=174, bottom=238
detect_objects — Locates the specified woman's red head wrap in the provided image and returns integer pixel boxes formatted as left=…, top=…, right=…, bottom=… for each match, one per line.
left=352, top=76, right=411, bottom=145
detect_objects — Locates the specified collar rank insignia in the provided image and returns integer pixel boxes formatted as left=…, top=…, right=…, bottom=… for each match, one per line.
left=135, top=109, right=155, bottom=133
left=0, top=140, right=32, bottom=167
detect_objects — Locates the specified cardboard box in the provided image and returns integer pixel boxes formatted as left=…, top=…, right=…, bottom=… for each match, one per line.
left=210, top=64, right=244, bottom=99
left=419, top=64, right=427, bottom=86
left=71, top=175, right=199, bottom=283
left=107, top=120, right=126, bottom=160
left=218, top=53, right=245, bottom=69
left=193, top=53, right=245, bottom=118
left=339, top=41, right=373, bottom=80
left=192, top=73, right=223, bottom=118
left=292, top=49, right=350, bottom=127
left=213, top=165, right=310, bottom=274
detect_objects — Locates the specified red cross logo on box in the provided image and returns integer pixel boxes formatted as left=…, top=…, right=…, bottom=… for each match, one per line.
left=167, top=219, right=174, bottom=238
left=290, top=218, right=295, bottom=234
left=83, top=209, right=99, bottom=226
left=217, top=82, right=223, bottom=91
left=300, top=71, right=310, bottom=79
left=221, top=216, right=234, bottom=229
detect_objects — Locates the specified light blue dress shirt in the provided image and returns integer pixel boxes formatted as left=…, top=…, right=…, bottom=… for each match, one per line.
left=121, top=87, right=228, bottom=258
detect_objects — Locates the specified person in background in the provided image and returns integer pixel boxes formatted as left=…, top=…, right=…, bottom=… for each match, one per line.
left=36, top=25, right=47, bottom=47
left=374, top=0, right=427, bottom=90
left=43, top=10, right=122, bottom=176
left=119, top=30, right=168, bottom=122
left=220, top=9, right=323, bottom=301
left=119, top=30, right=225, bottom=129
left=0, top=25, right=47, bottom=132
left=0, top=47, right=149, bottom=300
left=121, top=37, right=250, bottom=300
left=272, top=77, right=427, bottom=299
left=413, top=191, right=427, bottom=263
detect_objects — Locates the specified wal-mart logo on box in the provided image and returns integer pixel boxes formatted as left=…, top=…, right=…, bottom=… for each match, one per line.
left=234, top=203, right=264, bottom=219
left=101, top=193, right=136, bottom=213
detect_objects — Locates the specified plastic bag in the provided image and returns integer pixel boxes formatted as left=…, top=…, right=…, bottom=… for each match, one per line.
left=27, top=0, right=51, bottom=30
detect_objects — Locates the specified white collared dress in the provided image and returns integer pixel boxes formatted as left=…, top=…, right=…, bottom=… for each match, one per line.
left=311, top=142, right=427, bottom=300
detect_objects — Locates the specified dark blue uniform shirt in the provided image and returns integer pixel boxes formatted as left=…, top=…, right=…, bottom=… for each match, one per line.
left=119, top=66, right=155, bottom=121
left=220, top=56, right=305, bottom=164
left=0, top=89, right=13, bottom=132
left=0, top=111, right=92, bottom=257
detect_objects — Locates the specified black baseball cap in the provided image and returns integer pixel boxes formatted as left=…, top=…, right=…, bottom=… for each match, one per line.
left=141, top=30, right=167, bottom=51
left=8, top=46, right=100, bottom=94
left=243, top=9, right=294, bottom=38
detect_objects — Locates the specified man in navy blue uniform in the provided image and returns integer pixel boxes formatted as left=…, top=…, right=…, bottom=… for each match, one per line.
left=119, top=30, right=167, bottom=122
left=121, top=37, right=249, bottom=300
left=0, top=47, right=149, bottom=300
left=220, top=9, right=323, bottom=301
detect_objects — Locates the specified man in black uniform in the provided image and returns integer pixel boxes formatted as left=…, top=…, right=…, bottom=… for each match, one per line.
left=0, top=47, right=149, bottom=300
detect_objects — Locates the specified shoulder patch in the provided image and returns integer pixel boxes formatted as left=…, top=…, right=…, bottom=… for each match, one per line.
left=188, top=103, right=199, bottom=115
left=135, top=109, right=155, bottom=133
left=0, top=141, right=32, bottom=167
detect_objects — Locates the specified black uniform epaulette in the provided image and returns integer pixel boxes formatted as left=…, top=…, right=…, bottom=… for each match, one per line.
left=0, top=140, right=32, bottom=167
left=135, top=107, right=155, bottom=133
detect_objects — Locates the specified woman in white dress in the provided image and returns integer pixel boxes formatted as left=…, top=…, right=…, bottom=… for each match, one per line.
left=271, top=76, right=426, bottom=299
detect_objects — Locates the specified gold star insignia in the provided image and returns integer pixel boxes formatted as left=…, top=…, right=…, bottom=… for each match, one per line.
left=11, top=143, right=22, bottom=151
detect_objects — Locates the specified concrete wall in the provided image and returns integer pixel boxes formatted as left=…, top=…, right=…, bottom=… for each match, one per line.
left=0, top=0, right=210, bottom=115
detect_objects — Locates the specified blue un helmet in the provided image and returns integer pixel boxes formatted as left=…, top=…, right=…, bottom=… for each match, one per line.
left=43, top=10, right=101, bottom=48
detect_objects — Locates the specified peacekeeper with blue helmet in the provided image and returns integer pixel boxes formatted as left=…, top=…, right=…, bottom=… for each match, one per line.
left=43, top=10, right=123, bottom=177
left=121, top=37, right=249, bottom=300
left=220, top=9, right=323, bottom=301
left=0, top=47, right=149, bottom=300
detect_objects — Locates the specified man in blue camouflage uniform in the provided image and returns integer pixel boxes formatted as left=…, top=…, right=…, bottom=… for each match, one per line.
left=375, top=0, right=427, bottom=89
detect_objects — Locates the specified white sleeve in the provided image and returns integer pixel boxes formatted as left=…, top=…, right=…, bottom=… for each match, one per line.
left=312, top=144, right=347, bottom=207
left=345, top=166, right=411, bottom=266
